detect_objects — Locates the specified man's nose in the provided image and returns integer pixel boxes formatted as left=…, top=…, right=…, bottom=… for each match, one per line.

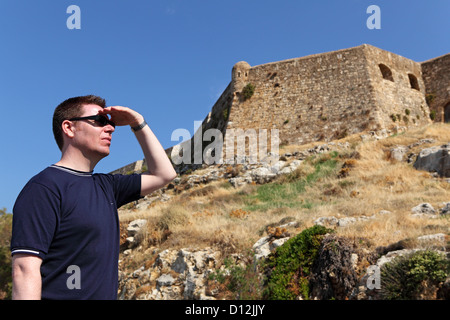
left=105, top=124, right=115, bottom=133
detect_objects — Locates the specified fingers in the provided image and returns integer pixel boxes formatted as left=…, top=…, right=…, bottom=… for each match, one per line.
left=99, top=106, right=143, bottom=127
left=100, top=106, right=126, bottom=113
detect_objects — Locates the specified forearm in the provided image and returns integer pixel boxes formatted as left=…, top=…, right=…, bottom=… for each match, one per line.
left=100, top=106, right=177, bottom=195
left=133, top=122, right=177, bottom=195
left=134, top=124, right=175, bottom=178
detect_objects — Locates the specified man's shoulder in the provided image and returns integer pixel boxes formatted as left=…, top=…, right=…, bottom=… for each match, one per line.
left=24, top=165, right=84, bottom=193
left=29, top=165, right=69, bottom=183
left=14, top=167, right=63, bottom=207
left=27, top=166, right=58, bottom=185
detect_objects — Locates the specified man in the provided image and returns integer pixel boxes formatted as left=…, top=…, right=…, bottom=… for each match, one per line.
left=10, top=95, right=177, bottom=299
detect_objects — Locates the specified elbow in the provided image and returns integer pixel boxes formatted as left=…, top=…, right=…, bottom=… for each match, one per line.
left=155, top=170, right=177, bottom=191
left=163, top=169, right=177, bottom=184
left=140, top=167, right=177, bottom=197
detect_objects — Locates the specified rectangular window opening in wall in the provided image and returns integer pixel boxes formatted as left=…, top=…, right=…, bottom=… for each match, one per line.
left=378, top=64, right=394, bottom=82
left=408, top=74, right=420, bottom=90
left=445, top=103, right=450, bottom=123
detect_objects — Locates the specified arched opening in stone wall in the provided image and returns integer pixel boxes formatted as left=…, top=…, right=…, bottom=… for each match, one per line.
left=378, top=64, right=394, bottom=82
left=444, top=102, right=450, bottom=123
left=408, top=74, right=420, bottom=91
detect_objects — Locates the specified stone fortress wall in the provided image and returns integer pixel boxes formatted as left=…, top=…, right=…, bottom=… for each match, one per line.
left=113, top=44, right=449, bottom=173
left=224, top=44, right=433, bottom=147
left=421, top=53, right=450, bottom=123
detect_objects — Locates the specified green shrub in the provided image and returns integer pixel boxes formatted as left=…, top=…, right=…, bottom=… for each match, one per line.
left=429, top=110, right=436, bottom=121
left=425, top=93, right=435, bottom=106
left=242, top=83, right=255, bottom=100
left=263, top=225, right=333, bottom=300
left=403, top=115, right=409, bottom=124
left=380, top=250, right=449, bottom=300
left=223, top=108, right=229, bottom=121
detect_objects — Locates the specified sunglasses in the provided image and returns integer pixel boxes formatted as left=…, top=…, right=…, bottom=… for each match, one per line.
left=69, top=115, right=116, bottom=128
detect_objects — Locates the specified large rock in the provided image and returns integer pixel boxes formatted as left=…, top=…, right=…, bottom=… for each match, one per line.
left=310, top=234, right=378, bottom=300
left=390, top=145, right=409, bottom=162
left=411, top=203, right=437, bottom=217
left=252, top=235, right=290, bottom=261
left=127, top=219, right=147, bottom=236
left=413, top=143, right=450, bottom=177
left=126, top=219, right=148, bottom=248
left=440, top=202, right=450, bottom=215
left=250, top=167, right=277, bottom=184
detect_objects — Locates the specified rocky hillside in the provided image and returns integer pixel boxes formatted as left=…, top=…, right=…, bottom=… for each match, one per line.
left=117, top=123, right=449, bottom=300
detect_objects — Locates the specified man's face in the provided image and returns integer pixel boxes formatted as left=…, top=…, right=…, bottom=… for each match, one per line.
left=72, top=104, right=115, bottom=160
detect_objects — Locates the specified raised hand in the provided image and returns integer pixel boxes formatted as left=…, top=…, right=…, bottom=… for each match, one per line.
left=99, top=106, right=144, bottom=127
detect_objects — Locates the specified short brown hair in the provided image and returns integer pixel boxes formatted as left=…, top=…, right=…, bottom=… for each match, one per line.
left=52, top=95, right=106, bottom=150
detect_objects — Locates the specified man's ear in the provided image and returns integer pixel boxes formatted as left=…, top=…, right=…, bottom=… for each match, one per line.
left=61, top=120, right=76, bottom=139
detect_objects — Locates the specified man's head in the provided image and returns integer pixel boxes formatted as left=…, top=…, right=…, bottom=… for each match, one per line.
left=53, top=96, right=115, bottom=164
left=53, top=95, right=107, bottom=151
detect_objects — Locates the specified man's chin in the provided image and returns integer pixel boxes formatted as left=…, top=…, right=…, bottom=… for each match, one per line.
left=101, top=149, right=110, bottom=157
left=96, top=147, right=110, bottom=159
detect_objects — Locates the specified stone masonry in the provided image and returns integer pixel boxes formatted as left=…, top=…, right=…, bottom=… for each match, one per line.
left=422, top=53, right=450, bottom=123
left=192, top=44, right=447, bottom=161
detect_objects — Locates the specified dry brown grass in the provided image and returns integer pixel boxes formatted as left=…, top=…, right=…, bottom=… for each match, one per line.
left=329, top=123, right=450, bottom=247
left=119, top=123, right=450, bottom=261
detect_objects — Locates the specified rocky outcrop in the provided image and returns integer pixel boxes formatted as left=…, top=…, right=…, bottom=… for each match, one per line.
left=310, top=234, right=377, bottom=300
left=314, top=210, right=392, bottom=228
left=124, top=219, right=147, bottom=248
left=252, top=220, right=299, bottom=261
left=388, top=138, right=435, bottom=163
left=313, top=202, right=450, bottom=229
left=171, top=141, right=350, bottom=190
left=411, top=203, right=437, bottom=217
left=121, top=141, right=353, bottom=212
left=118, top=247, right=223, bottom=300
left=413, top=143, right=450, bottom=177
left=411, top=202, right=450, bottom=218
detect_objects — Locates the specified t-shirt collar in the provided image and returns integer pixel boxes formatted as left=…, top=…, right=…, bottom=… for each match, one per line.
left=50, top=164, right=93, bottom=177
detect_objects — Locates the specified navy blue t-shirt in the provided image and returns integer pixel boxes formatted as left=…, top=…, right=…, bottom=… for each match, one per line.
left=11, top=165, right=142, bottom=300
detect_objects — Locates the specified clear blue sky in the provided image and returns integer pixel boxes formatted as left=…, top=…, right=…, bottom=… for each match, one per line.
left=0, top=0, right=449, bottom=213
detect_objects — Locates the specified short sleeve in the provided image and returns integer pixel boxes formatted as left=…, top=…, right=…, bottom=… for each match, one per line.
left=10, top=182, right=60, bottom=259
left=111, top=173, right=142, bottom=208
